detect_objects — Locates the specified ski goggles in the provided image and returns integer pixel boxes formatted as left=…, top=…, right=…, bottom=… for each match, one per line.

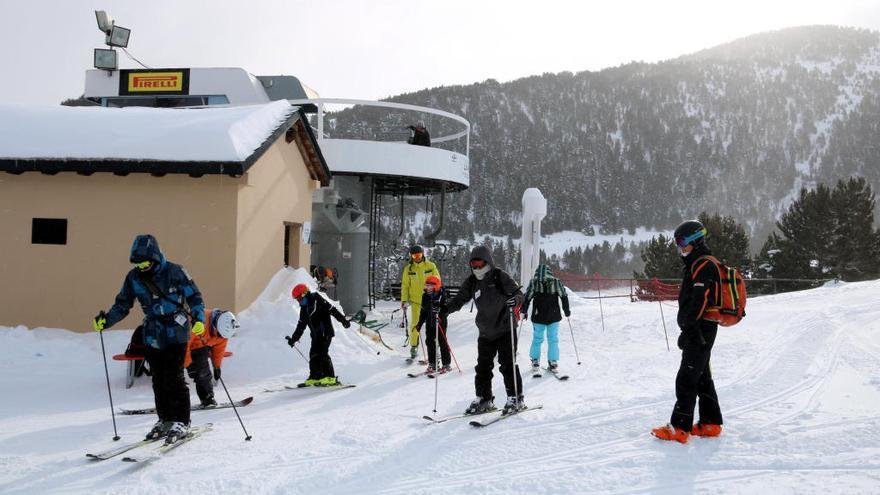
left=675, top=227, right=707, bottom=248
left=469, top=259, right=487, bottom=269
left=133, top=260, right=153, bottom=271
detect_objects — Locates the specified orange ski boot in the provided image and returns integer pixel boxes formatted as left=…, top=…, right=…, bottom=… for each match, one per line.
left=651, top=424, right=689, bottom=444
left=691, top=423, right=723, bottom=437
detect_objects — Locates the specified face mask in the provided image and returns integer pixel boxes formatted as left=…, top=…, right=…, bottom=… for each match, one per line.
left=134, top=260, right=152, bottom=272
left=472, top=264, right=491, bottom=280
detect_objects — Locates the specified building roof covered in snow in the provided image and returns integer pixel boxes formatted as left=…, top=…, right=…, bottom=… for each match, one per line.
left=0, top=100, right=330, bottom=182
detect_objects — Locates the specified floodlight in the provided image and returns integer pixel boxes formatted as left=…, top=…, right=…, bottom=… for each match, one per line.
left=94, top=48, right=117, bottom=70
left=95, top=10, right=113, bottom=34
left=108, top=25, right=130, bottom=48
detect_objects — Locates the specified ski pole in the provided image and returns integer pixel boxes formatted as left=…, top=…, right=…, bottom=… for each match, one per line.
left=217, top=376, right=252, bottom=441
left=437, top=323, right=461, bottom=373
left=292, top=343, right=309, bottom=363
left=596, top=280, right=607, bottom=333
left=566, top=317, right=582, bottom=365
left=658, top=301, right=670, bottom=352
left=508, top=306, right=521, bottom=401
left=352, top=325, right=382, bottom=357
left=433, top=316, right=440, bottom=413
left=97, top=315, right=121, bottom=441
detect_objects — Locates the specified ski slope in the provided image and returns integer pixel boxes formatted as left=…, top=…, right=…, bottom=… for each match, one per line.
left=1, top=269, right=879, bottom=494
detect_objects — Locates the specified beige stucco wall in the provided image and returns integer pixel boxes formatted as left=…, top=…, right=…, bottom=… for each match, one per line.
left=0, top=172, right=239, bottom=332
left=234, top=137, right=318, bottom=310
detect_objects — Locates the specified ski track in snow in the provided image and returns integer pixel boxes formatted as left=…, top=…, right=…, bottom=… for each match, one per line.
left=1, top=276, right=880, bottom=494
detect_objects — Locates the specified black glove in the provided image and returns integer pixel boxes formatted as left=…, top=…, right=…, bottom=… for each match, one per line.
left=213, top=367, right=221, bottom=380
left=676, top=332, right=688, bottom=350
left=564, top=310, right=571, bottom=318
left=522, top=311, right=528, bottom=320
left=342, top=319, right=351, bottom=329
left=505, top=297, right=519, bottom=307
left=285, top=336, right=298, bottom=347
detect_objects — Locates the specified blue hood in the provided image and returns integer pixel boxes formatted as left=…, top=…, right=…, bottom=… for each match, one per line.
left=129, top=234, right=166, bottom=267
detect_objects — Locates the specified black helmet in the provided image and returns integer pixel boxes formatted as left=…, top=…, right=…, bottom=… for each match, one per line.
left=409, top=245, right=423, bottom=255
left=673, top=220, right=707, bottom=249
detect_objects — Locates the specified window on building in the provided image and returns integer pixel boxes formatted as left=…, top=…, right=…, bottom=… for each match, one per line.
left=32, top=218, right=68, bottom=245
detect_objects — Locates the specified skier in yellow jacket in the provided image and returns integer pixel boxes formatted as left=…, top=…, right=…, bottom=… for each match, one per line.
left=400, top=245, right=440, bottom=360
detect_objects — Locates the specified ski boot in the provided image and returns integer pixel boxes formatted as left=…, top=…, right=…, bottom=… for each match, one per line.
left=530, top=359, right=541, bottom=373
left=145, top=420, right=170, bottom=440
left=547, top=361, right=558, bottom=372
left=502, top=395, right=526, bottom=415
left=440, top=364, right=452, bottom=373
left=651, top=424, right=689, bottom=444
left=317, top=376, right=339, bottom=387
left=164, top=422, right=191, bottom=445
left=409, top=346, right=419, bottom=360
left=465, top=396, right=495, bottom=415
left=425, top=365, right=436, bottom=375
left=200, top=396, right=218, bottom=409
left=691, top=423, right=723, bottom=437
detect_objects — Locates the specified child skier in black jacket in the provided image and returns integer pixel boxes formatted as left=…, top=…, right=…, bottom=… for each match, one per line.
left=415, top=275, right=451, bottom=373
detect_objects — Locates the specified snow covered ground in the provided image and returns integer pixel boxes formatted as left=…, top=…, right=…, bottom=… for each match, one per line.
left=1, top=269, right=879, bottom=494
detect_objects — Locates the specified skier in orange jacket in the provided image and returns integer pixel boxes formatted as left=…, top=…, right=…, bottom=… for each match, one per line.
left=185, top=308, right=240, bottom=408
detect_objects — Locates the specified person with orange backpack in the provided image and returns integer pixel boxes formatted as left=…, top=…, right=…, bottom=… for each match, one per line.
left=652, top=220, right=724, bottom=443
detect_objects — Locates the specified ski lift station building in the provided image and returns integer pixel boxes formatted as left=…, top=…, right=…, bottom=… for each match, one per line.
left=0, top=67, right=470, bottom=330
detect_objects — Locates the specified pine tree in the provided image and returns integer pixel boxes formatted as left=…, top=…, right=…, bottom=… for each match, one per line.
left=636, top=234, right=679, bottom=279
left=827, top=177, right=880, bottom=281
left=697, top=212, right=751, bottom=272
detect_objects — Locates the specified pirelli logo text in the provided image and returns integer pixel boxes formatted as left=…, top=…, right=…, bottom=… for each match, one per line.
left=119, top=69, right=190, bottom=96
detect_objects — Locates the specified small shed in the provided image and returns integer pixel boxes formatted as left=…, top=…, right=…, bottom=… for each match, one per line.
left=0, top=101, right=329, bottom=331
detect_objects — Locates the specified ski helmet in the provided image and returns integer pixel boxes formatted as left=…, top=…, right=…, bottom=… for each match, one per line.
left=409, top=245, right=424, bottom=255
left=673, top=220, right=708, bottom=249
left=215, top=311, right=240, bottom=339
left=291, top=283, right=309, bottom=300
left=425, top=275, right=442, bottom=288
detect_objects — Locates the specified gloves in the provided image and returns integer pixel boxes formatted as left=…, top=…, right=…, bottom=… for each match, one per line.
left=342, top=319, right=351, bottom=329
left=213, top=368, right=221, bottom=380
left=285, top=335, right=298, bottom=347
left=522, top=311, right=528, bottom=320
left=401, top=301, right=408, bottom=310
left=505, top=297, right=519, bottom=307
left=192, top=321, right=206, bottom=336
left=564, top=310, right=571, bottom=318
left=93, top=312, right=107, bottom=332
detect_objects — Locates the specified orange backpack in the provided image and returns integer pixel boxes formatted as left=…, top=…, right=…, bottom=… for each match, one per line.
left=691, top=255, right=747, bottom=327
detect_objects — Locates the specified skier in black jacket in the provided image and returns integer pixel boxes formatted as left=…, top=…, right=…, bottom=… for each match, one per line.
left=652, top=220, right=724, bottom=443
left=522, top=264, right=571, bottom=373
left=286, top=284, right=350, bottom=387
left=414, top=275, right=451, bottom=373
left=444, top=246, right=525, bottom=415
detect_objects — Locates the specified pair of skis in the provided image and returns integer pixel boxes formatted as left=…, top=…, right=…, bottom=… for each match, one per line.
left=86, top=424, right=212, bottom=463
left=263, top=383, right=356, bottom=393
left=119, top=397, right=253, bottom=415
left=532, top=367, right=569, bottom=381
left=423, top=404, right=543, bottom=427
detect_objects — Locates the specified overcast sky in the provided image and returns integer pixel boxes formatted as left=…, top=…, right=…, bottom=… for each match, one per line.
left=2, top=0, right=879, bottom=105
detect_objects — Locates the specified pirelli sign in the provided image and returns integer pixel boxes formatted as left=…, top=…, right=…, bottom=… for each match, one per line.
left=119, top=68, right=190, bottom=96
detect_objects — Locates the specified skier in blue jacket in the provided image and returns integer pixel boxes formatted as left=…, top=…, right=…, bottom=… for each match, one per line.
left=93, top=234, right=205, bottom=444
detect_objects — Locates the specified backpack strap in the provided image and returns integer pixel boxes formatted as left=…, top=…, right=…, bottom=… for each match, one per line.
left=137, top=272, right=191, bottom=317
left=690, top=255, right=722, bottom=309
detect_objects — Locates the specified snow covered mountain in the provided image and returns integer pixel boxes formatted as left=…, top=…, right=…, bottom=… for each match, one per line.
left=1, top=268, right=878, bottom=493
left=337, top=26, right=880, bottom=247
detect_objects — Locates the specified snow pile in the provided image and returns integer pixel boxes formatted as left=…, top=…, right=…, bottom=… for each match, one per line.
left=0, top=100, right=296, bottom=162
left=1, top=277, right=880, bottom=494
